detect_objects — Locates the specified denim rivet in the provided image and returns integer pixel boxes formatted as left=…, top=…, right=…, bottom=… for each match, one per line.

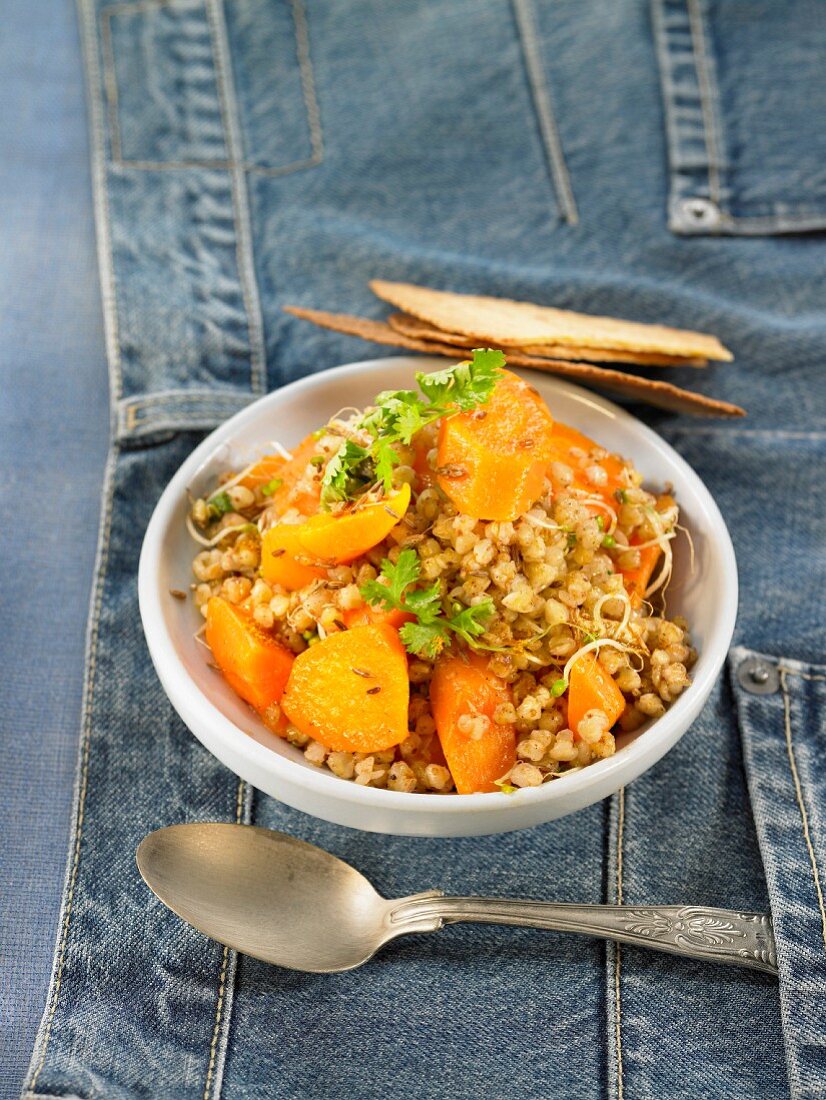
left=737, top=657, right=780, bottom=695
left=680, top=197, right=720, bottom=227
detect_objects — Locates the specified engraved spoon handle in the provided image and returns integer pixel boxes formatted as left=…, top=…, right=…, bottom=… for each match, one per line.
left=389, top=897, right=778, bottom=976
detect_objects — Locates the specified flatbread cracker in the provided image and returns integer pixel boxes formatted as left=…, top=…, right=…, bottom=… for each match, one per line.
left=370, top=280, right=732, bottom=361
left=387, top=312, right=708, bottom=368
left=284, top=307, right=744, bottom=418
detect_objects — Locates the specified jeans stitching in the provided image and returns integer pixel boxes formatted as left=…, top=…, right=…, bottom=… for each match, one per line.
left=511, top=0, right=579, bottom=226
left=686, top=0, right=724, bottom=207
left=100, top=0, right=322, bottom=177
left=25, top=445, right=121, bottom=1096
left=205, top=0, right=266, bottom=396
left=780, top=669, right=826, bottom=952
left=203, top=777, right=248, bottom=1100
left=290, top=0, right=323, bottom=168
left=779, top=668, right=826, bottom=682
left=614, top=788, right=625, bottom=1100
left=82, top=0, right=123, bottom=404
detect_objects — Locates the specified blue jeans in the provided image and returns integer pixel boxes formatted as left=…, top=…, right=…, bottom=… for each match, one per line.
left=21, top=1, right=826, bottom=1097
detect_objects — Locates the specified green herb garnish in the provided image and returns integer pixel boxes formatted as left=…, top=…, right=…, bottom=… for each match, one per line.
left=261, top=477, right=283, bottom=496
left=602, top=534, right=616, bottom=548
left=207, top=490, right=233, bottom=518
left=360, top=548, right=495, bottom=659
left=320, top=349, right=505, bottom=507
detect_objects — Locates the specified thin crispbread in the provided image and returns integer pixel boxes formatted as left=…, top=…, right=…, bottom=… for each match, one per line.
left=370, top=280, right=732, bottom=362
left=284, top=307, right=744, bottom=418
left=386, top=312, right=708, bottom=368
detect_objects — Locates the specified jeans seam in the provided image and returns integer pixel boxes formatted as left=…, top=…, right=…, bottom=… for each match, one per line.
left=81, top=0, right=123, bottom=405
left=290, top=0, right=323, bottom=169
left=605, top=789, right=625, bottom=1100
left=205, top=0, right=267, bottom=397
left=686, top=0, right=724, bottom=208
left=779, top=668, right=826, bottom=682
left=100, top=0, right=323, bottom=178
left=780, top=668, right=826, bottom=953
left=24, top=445, right=121, bottom=1097
left=614, top=788, right=625, bottom=1100
left=203, top=777, right=248, bottom=1100
left=511, top=0, right=579, bottom=226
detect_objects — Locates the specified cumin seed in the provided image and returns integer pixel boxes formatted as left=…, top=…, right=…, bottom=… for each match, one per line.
left=352, top=667, right=372, bottom=678
left=366, top=685, right=382, bottom=695
left=169, top=588, right=187, bottom=600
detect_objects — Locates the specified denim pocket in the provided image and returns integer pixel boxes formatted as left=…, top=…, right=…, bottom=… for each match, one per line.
left=730, top=646, right=826, bottom=1092
left=653, top=0, right=826, bottom=235
left=102, top=0, right=322, bottom=174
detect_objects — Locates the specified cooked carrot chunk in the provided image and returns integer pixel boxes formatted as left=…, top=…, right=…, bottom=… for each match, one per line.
left=267, top=433, right=324, bottom=516
left=545, top=421, right=627, bottom=502
left=281, top=624, right=409, bottom=753
left=436, top=371, right=555, bottom=521
left=620, top=543, right=662, bottom=607
left=566, top=652, right=626, bottom=737
left=297, top=484, right=410, bottom=564
left=237, top=454, right=286, bottom=491
left=205, top=597, right=294, bottom=729
left=430, top=651, right=517, bottom=794
left=260, top=524, right=325, bottom=590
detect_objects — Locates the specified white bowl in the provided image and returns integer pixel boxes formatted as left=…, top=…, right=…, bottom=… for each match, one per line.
left=139, top=356, right=737, bottom=837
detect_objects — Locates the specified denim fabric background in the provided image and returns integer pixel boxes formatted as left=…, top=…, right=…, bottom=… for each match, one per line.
left=8, top=1, right=826, bottom=1098
left=0, top=1, right=109, bottom=1095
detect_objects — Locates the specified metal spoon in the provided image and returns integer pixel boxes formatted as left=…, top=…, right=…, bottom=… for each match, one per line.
left=137, top=823, right=778, bottom=976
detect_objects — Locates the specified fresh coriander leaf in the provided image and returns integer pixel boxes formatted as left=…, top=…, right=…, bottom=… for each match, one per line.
left=399, top=618, right=451, bottom=659
left=402, top=582, right=442, bottom=622
left=373, top=437, right=401, bottom=492
left=208, top=490, right=233, bottom=517
left=320, top=440, right=369, bottom=506
left=446, top=598, right=495, bottom=643
left=415, top=348, right=504, bottom=412
left=360, top=549, right=421, bottom=610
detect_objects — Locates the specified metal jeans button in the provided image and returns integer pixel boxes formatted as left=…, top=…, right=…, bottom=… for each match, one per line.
left=737, top=656, right=780, bottom=695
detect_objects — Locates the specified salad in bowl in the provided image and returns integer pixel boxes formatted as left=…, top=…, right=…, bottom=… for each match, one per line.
left=185, top=352, right=694, bottom=797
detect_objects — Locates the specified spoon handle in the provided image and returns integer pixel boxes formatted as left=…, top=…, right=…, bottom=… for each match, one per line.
left=389, top=896, right=778, bottom=976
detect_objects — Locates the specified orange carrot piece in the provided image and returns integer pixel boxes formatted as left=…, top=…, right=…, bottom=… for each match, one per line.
left=566, top=652, right=626, bottom=737
left=281, top=624, right=409, bottom=753
left=436, top=371, right=555, bottom=521
left=620, top=542, right=662, bottom=608
left=341, top=604, right=415, bottom=630
left=268, top=433, right=323, bottom=516
left=238, top=454, right=286, bottom=491
left=297, top=484, right=411, bottom=564
left=205, top=597, right=294, bottom=731
left=429, top=651, right=517, bottom=794
left=260, top=524, right=325, bottom=590
left=545, top=421, right=627, bottom=502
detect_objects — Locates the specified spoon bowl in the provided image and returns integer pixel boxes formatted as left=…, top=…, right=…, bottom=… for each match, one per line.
left=137, top=822, right=442, bottom=972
